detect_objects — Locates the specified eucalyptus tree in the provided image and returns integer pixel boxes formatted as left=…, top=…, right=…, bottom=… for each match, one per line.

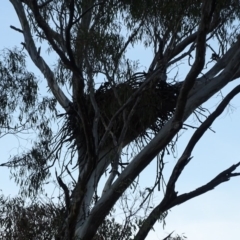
left=1, top=0, right=240, bottom=239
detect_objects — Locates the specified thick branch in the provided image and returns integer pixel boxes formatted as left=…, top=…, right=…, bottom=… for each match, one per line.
left=186, top=47, right=240, bottom=116
left=10, top=0, right=71, bottom=110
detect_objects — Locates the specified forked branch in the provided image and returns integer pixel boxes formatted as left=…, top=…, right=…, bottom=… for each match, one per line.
left=133, top=161, right=240, bottom=240
left=168, top=84, right=240, bottom=190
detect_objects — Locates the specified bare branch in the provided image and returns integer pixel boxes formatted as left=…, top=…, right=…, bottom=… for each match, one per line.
left=170, top=162, right=240, bottom=207
left=133, top=161, right=240, bottom=240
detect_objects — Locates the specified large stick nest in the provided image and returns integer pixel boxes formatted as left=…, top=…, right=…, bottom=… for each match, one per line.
left=94, top=80, right=179, bottom=145
left=60, top=79, right=180, bottom=153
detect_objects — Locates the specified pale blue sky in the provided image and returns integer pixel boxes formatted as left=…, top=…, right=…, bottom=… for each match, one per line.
left=1, top=2, right=240, bottom=240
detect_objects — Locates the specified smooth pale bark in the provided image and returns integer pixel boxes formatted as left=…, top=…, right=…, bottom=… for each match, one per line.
left=10, top=0, right=71, bottom=111
left=9, top=1, right=240, bottom=239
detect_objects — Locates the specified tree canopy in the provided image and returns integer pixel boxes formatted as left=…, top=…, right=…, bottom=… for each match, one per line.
left=1, top=0, right=240, bottom=239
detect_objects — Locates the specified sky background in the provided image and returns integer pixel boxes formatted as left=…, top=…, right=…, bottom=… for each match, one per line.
left=1, top=2, right=240, bottom=240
